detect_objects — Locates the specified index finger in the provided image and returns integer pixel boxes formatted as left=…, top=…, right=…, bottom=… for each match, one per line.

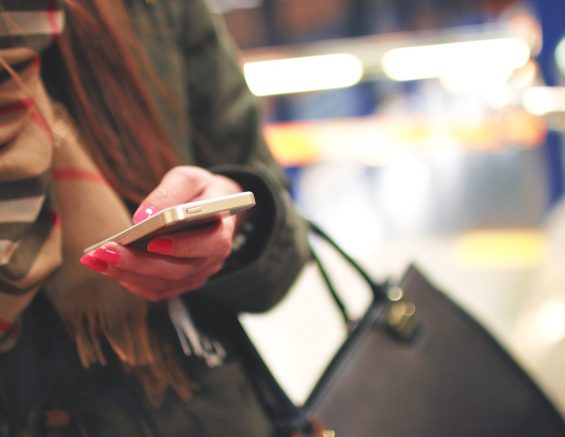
left=146, top=217, right=236, bottom=259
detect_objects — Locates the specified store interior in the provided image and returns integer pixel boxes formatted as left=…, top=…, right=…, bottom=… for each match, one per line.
left=210, top=0, right=565, bottom=414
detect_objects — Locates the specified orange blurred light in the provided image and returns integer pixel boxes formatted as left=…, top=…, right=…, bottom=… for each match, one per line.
left=264, top=113, right=545, bottom=167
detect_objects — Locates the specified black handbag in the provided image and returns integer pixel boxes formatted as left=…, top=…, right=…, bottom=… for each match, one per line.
left=236, top=222, right=565, bottom=437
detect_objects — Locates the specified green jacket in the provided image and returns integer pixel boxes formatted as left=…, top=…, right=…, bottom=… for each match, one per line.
left=0, top=0, right=309, bottom=435
left=127, top=0, right=310, bottom=312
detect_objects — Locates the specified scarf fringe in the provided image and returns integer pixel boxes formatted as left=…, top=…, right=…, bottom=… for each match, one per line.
left=61, top=298, right=192, bottom=405
left=124, top=329, right=195, bottom=406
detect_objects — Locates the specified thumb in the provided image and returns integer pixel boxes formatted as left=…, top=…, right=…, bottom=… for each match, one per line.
left=132, top=167, right=212, bottom=223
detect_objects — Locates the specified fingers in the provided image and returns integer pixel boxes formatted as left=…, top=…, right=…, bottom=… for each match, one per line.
left=115, top=262, right=224, bottom=301
left=146, top=219, right=236, bottom=259
left=88, top=243, right=209, bottom=280
left=80, top=166, right=246, bottom=301
left=80, top=243, right=225, bottom=301
left=79, top=221, right=233, bottom=300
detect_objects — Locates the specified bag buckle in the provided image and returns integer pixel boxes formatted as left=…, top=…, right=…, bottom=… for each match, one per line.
left=291, top=417, right=336, bottom=437
left=291, top=429, right=335, bottom=437
left=384, top=286, right=418, bottom=341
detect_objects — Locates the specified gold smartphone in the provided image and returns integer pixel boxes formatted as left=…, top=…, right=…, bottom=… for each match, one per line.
left=83, top=191, right=255, bottom=253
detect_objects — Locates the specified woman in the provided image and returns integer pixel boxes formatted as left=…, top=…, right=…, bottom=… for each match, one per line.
left=0, top=0, right=309, bottom=435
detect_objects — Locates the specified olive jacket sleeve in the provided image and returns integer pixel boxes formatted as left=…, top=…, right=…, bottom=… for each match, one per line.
left=178, top=0, right=311, bottom=313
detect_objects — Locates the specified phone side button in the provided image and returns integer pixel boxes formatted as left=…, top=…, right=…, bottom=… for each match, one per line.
left=185, top=207, right=202, bottom=214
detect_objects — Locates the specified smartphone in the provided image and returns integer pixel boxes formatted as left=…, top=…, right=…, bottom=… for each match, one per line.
left=83, top=191, right=255, bottom=253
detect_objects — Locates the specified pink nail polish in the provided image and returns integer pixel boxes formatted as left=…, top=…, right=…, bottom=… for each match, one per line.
left=80, top=254, right=109, bottom=273
left=93, top=247, right=121, bottom=265
left=147, top=238, right=173, bottom=254
left=133, top=205, right=158, bottom=223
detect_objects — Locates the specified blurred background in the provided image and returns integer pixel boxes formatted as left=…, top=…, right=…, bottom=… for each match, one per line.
left=209, top=0, right=565, bottom=413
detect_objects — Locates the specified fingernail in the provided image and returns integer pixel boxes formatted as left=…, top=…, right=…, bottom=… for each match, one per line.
left=133, top=205, right=158, bottom=223
left=147, top=238, right=173, bottom=254
left=93, top=247, right=121, bottom=265
left=80, top=254, right=108, bottom=273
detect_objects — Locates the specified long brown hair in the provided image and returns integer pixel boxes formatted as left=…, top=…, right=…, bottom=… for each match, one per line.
left=55, top=0, right=178, bottom=203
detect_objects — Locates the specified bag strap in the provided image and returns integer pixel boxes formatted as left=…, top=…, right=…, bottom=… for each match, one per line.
left=309, top=222, right=377, bottom=288
left=309, top=222, right=387, bottom=321
left=309, top=221, right=419, bottom=343
left=237, top=220, right=415, bottom=435
left=310, top=249, right=350, bottom=327
left=237, top=221, right=384, bottom=433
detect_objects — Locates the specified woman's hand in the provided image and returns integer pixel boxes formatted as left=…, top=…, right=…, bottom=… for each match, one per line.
left=80, top=166, right=244, bottom=301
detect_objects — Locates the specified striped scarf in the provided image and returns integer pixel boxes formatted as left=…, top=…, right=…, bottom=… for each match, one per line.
left=0, top=1, right=193, bottom=404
